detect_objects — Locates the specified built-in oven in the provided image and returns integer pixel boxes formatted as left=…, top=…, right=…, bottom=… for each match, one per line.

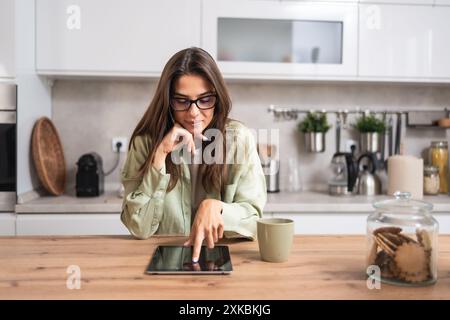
left=0, top=83, right=16, bottom=211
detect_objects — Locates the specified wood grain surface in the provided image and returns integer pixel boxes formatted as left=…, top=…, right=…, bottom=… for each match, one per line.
left=0, top=235, right=449, bottom=299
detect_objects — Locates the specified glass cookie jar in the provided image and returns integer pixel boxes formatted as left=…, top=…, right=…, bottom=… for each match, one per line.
left=367, top=191, right=439, bottom=286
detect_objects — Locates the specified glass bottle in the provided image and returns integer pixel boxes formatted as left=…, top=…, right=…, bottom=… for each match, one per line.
left=429, top=141, right=448, bottom=194
left=423, top=165, right=440, bottom=195
left=367, top=191, right=438, bottom=286
left=286, top=157, right=302, bottom=192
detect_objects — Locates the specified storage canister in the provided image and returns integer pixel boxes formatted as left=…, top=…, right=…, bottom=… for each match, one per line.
left=367, top=191, right=438, bottom=286
left=429, top=141, right=448, bottom=194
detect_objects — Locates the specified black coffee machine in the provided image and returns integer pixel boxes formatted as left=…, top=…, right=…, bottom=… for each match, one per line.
left=76, top=152, right=104, bottom=197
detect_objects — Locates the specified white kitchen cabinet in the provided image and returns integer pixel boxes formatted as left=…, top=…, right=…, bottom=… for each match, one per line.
left=202, top=0, right=358, bottom=79
left=0, top=213, right=16, bottom=236
left=0, top=0, right=15, bottom=78
left=16, top=213, right=129, bottom=235
left=359, top=4, right=450, bottom=80
left=36, top=0, right=201, bottom=76
left=359, top=0, right=433, bottom=4
left=359, top=4, right=432, bottom=78
left=428, top=6, right=450, bottom=78
left=282, top=0, right=359, bottom=2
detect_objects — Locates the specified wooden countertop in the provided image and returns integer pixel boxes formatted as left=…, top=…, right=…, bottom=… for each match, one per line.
left=0, top=235, right=449, bottom=299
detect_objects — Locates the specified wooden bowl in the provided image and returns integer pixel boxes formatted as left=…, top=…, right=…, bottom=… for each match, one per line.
left=438, top=118, right=450, bottom=128
left=31, top=117, right=66, bottom=195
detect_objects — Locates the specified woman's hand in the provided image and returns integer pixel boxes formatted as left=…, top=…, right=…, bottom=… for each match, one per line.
left=183, top=199, right=224, bottom=262
left=152, top=122, right=207, bottom=170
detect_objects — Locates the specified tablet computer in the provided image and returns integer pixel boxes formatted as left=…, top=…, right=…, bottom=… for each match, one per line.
left=145, top=245, right=233, bottom=275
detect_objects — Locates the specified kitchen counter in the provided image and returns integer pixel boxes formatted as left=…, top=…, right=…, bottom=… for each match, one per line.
left=0, top=235, right=449, bottom=299
left=15, top=189, right=450, bottom=213
left=265, top=191, right=450, bottom=212
left=15, top=188, right=122, bottom=213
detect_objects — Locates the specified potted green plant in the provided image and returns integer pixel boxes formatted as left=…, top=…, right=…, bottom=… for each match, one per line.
left=352, top=115, right=386, bottom=153
left=298, top=112, right=331, bottom=153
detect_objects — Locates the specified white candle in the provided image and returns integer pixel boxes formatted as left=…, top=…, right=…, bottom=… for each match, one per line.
left=387, top=155, right=424, bottom=200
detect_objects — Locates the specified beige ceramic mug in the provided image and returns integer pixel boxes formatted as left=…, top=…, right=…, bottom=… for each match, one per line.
left=257, top=218, right=294, bottom=262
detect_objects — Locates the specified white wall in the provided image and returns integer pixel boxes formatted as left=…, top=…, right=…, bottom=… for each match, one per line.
left=51, top=79, right=450, bottom=193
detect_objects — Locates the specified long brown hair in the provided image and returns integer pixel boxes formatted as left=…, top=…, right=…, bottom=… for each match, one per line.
left=129, top=47, right=232, bottom=194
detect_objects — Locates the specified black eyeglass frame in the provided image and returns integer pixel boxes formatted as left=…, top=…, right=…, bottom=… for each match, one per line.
left=170, top=94, right=217, bottom=112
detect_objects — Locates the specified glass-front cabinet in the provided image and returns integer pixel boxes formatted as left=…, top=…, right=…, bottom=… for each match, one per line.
left=202, top=0, right=358, bottom=79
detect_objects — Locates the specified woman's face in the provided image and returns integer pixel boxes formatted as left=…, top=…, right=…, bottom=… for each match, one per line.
left=172, top=74, right=215, bottom=136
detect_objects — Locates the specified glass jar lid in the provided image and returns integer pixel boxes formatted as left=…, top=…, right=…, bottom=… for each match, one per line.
left=430, top=141, right=448, bottom=148
left=373, top=191, right=433, bottom=212
left=424, top=165, right=439, bottom=174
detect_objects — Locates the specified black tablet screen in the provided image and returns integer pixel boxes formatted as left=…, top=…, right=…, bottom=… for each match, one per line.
left=146, top=245, right=233, bottom=274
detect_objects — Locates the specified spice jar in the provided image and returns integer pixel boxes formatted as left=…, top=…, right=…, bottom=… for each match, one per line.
left=429, top=141, right=448, bottom=194
left=367, top=191, right=438, bottom=286
left=423, top=165, right=440, bottom=195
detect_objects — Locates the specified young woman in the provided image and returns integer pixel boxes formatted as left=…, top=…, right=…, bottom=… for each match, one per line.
left=120, top=47, right=266, bottom=262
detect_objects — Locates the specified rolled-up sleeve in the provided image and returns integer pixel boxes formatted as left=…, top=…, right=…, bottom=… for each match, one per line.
left=221, top=127, right=267, bottom=240
left=120, top=136, right=171, bottom=239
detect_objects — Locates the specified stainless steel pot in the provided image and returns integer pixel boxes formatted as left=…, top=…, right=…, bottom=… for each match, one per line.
left=360, top=132, right=381, bottom=153
left=305, top=132, right=325, bottom=153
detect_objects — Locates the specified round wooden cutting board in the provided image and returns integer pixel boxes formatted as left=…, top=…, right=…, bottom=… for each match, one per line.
left=31, top=117, right=66, bottom=196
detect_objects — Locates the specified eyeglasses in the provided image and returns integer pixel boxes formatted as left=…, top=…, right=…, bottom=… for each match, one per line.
left=170, top=94, right=217, bottom=111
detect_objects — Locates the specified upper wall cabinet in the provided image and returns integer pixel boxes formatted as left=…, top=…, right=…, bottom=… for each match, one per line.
left=428, top=6, right=450, bottom=78
left=359, top=0, right=433, bottom=4
left=36, top=0, right=201, bottom=76
left=202, top=0, right=358, bottom=79
left=0, top=0, right=15, bottom=78
left=359, top=4, right=450, bottom=80
left=281, top=0, right=358, bottom=2
left=435, top=0, right=450, bottom=5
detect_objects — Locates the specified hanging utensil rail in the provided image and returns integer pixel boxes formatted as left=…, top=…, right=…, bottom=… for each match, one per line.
left=267, top=105, right=449, bottom=121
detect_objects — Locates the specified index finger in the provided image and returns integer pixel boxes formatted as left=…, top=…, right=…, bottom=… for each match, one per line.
left=192, top=232, right=204, bottom=263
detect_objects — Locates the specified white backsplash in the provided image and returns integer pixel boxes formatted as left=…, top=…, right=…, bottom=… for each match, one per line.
left=52, top=79, right=450, bottom=192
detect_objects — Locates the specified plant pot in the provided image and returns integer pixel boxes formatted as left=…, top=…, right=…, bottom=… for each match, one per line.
left=360, top=132, right=381, bottom=153
left=304, top=132, right=325, bottom=153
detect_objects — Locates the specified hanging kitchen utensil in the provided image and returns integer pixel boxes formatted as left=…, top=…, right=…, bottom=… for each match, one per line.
left=387, top=115, right=393, bottom=157
left=342, top=109, right=348, bottom=129
left=379, top=112, right=387, bottom=169
left=335, top=111, right=342, bottom=153
left=395, top=112, right=402, bottom=155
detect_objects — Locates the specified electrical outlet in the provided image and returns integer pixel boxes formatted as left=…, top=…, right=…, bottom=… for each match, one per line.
left=345, top=139, right=358, bottom=153
left=112, top=137, right=128, bottom=153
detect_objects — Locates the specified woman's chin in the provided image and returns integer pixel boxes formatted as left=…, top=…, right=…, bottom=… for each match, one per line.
left=184, top=123, right=204, bottom=136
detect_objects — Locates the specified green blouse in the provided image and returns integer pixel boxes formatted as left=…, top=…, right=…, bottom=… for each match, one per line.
left=120, top=120, right=267, bottom=240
